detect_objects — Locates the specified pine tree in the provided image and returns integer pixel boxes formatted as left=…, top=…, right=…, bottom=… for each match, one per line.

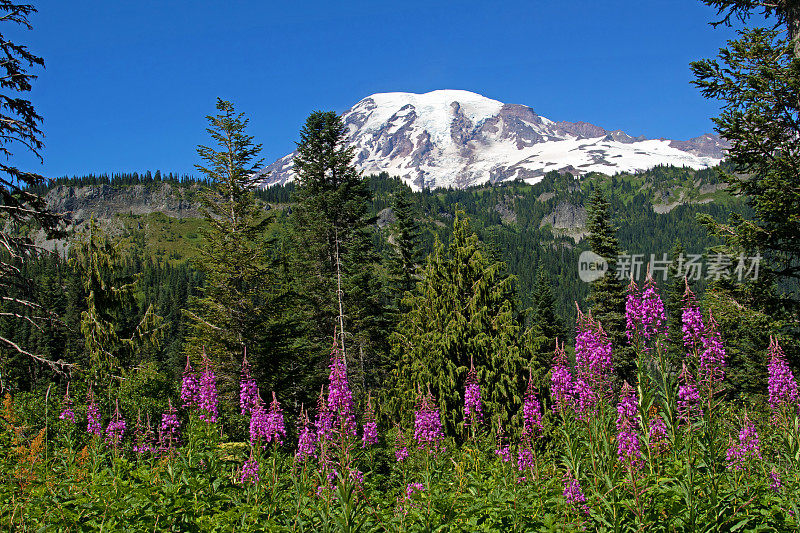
left=388, top=211, right=531, bottom=437
left=692, top=0, right=800, bottom=366
left=528, top=266, right=566, bottom=372
left=664, top=239, right=688, bottom=364
left=0, top=2, right=66, bottom=372
left=585, top=188, right=632, bottom=383
left=186, top=99, right=295, bottom=411
left=290, top=111, right=383, bottom=394
left=389, top=187, right=423, bottom=297
left=693, top=1, right=800, bottom=300
left=70, top=220, right=164, bottom=387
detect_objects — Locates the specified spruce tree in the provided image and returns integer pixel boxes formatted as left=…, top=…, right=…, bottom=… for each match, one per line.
left=0, top=2, right=66, bottom=372
left=186, top=99, right=295, bottom=412
left=664, top=239, right=688, bottom=364
left=388, top=211, right=531, bottom=437
left=692, top=0, right=800, bottom=365
left=389, top=187, right=423, bottom=297
left=585, top=188, right=632, bottom=383
left=70, top=220, right=164, bottom=388
left=290, top=111, right=383, bottom=394
left=528, top=266, right=566, bottom=372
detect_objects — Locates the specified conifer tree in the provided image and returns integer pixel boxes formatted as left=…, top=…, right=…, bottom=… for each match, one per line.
left=585, top=188, right=632, bottom=383
left=290, top=111, right=383, bottom=393
left=693, top=1, right=800, bottom=302
left=664, top=239, right=688, bottom=363
left=70, top=220, right=164, bottom=387
left=529, top=266, right=566, bottom=370
left=388, top=211, right=530, bottom=437
left=0, top=2, right=66, bottom=372
left=692, top=0, right=800, bottom=365
left=186, top=99, right=295, bottom=410
left=389, top=187, right=423, bottom=297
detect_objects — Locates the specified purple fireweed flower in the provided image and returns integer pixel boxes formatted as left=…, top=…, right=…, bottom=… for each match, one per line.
left=639, top=279, right=667, bottom=340
left=625, top=278, right=642, bottom=343
left=59, top=383, right=75, bottom=423
left=197, top=355, right=218, bottom=423
left=698, top=312, right=726, bottom=389
left=395, top=446, right=409, bottom=462
left=105, top=400, right=126, bottom=447
left=180, top=355, right=199, bottom=409
left=616, top=383, right=642, bottom=469
left=770, top=468, right=783, bottom=493
left=677, top=364, right=703, bottom=423
left=362, top=394, right=378, bottom=448
left=517, top=446, right=535, bottom=472
left=648, top=414, right=668, bottom=452
left=767, top=337, right=798, bottom=419
left=563, top=472, right=589, bottom=515
left=239, top=355, right=259, bottom=416
left=573, top=307, right=613, bottom=419
left=681, top=286, right=705, bottom=352
left=251, top=393, right=286, bottom=446
left=296, top=408, right=316, bottom=461
left=575, top=309, right=613, bottom=384
left=265, top=391, right=286, bottom=445
left=133, top=412, right=155, bottom=454
left=628, top=276, right=668, bottom=344
left=495, top=446, right=511, bottom=462
left=362, top=421, right=378, bottom=447
left=405, top=482, right=425, bottom=498
left=464, top=361, right=483, bottom=427
left=241, top=453, right=260, bottom=485
left=349, top=468, right=364, bottom=485
left=159, top=400, right=180, bottom=451
left=249, top=397, right=268, bottom=446
left=86, top=389, right=102, bottom=437
left=314, top=387, right=334, bottom=444
left=327, top=346, right=356, bottom=435
left=414, top=388, right=444, bottom=449
left=573, top=378, right=597, bottom=421
left=550, top=339, right=574, bottom=413
left=522, top=377, right=543, bottom=437
left=495, top=420, right=511, bottom=462
left=394, top=426, right=408, bottom=462
left=726, top=417, right=761, bottom=470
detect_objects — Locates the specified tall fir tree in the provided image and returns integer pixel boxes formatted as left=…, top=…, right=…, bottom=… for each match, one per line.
left=0, top=1, right=65, bottom=375
left=664, top=239, right=688, bottom=365
left=70, top=220, right=164, bottom=389
left=585, top=188, right=633, bottom=383
left=388, top=212, right=531, bottom=437
left=389, top=187, right=423, bottom=298
left=290, top=111, right=384, bottom=395
left=186, top=99, right=296, bottom=413
left=528, top=266, right=566, bottom=373
left=692, top=0, right=800, bottom=366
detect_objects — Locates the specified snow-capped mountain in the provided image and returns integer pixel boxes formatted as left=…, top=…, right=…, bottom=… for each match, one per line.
left=261, top=90, right=727, bottom=190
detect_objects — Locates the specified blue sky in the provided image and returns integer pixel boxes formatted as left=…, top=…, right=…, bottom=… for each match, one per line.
left=14, top=1, right=742, bottom=178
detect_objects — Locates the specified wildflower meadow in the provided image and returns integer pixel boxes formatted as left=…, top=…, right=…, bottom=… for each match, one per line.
left=1, top=277, right=798, bottom=532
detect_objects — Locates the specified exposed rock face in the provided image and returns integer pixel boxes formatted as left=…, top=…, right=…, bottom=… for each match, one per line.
left=539, top=201, right=587, bottom=230
left=45, top=183, right=203, bottom=224
left=261, top=90, right=728, bottom=190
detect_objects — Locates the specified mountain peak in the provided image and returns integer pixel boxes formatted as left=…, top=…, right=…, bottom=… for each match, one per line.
left=262, top=91, right=727, bottom=190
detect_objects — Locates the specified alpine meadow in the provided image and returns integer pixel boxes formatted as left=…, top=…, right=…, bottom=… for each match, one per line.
left=2, top=1, right=800, bottom=531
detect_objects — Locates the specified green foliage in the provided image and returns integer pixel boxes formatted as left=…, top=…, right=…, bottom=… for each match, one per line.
left=290, top=111, right=385, bottom=396
left=70, top=219, right=164, bottom=387
left=0, top=1, right=66, bottom=374
left=585, top=189, right=632, bottom=383
left=185, top=98, right=296, bottom=413
left=388, top=212, right=531, bottom=436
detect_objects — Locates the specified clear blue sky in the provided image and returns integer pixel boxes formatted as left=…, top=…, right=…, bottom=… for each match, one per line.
left=14, top=0, right=742, bottom=178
